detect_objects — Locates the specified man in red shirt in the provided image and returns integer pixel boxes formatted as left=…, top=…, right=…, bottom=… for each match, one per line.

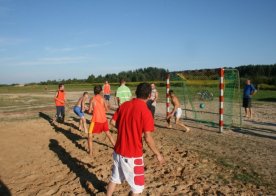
left=107, top=83, right=164, bottom=195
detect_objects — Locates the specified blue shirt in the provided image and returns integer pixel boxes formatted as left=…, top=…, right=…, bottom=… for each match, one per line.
left=243, top=84, right=256, bottom=98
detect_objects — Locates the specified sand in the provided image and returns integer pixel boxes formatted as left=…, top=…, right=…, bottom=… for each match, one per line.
left=0, top=92, right=275, bottom=195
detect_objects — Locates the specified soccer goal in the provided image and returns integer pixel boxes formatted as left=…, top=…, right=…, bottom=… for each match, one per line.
left=168, top=68, right=242, bottom=132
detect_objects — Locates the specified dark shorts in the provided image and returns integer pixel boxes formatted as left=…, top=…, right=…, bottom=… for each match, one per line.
left=146, top=100, right=155, bottom=117
left=243, top=98, right=252, bottom=108
left=56, top=106, right=65, bottom=122
left=104, top=95, right=110, bottom=101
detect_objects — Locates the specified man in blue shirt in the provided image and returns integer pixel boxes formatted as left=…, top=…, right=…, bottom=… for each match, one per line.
left=243, top=80, right=257, bottom=118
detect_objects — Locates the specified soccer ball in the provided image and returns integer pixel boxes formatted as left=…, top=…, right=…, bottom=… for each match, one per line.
left=199, top=103, right=205, bottom=109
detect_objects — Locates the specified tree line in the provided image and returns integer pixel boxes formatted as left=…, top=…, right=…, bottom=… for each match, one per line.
left=236, top=64, right=276, bottom=85
left=36, top=64, right=276, bottom=86
left=39, top=67, right=169, bottom=85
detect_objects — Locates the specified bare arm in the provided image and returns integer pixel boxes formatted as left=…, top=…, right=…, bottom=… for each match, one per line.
left=54, top=92, right=58, bottom=100
left=104, top=99, right=109, bottom=112
left=144, top=132, right=165, bottom=164
left=81, top=97, right=86, bottom=112
left=110, top=119, right=116, bottom=127
left=88, top=98, right=94, bottom=114
left=155, top=91, right=158, bottom=101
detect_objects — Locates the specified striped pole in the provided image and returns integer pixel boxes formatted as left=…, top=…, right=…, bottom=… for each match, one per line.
left=166, top=73, right=170, bottom=118
left=219, top=68, right=224, bottom=133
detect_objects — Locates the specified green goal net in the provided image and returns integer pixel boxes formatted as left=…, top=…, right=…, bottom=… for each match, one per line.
left=175, top=68, right=241, bottom=128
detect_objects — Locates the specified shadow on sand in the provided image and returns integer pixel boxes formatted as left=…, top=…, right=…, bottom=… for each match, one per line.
left=49, top=139, right=107, bottom=195
left=39, top=112, right=87, bottom=152
left=248, top=120, right=276, bottom=129
left=232, top=126, right=276, bottom=140
left=0, top=179, right=11, bottom=196
left=71, top=116, right=91, bottom=125
left=154, top=116, right=220, bottom=133
left=39, top=112, right=113, bottom=151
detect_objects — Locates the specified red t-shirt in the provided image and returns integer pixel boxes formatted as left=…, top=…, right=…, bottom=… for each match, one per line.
left=112, top=98, right=154, bottom=157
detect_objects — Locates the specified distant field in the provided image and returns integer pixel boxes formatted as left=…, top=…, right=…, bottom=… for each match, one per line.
left=0, top=83, right=275, bottom=103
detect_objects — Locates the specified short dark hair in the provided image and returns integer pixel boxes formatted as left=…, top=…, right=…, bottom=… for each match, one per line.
left=120, top=78, right=125, bottom=84
left=169, top=89, right=174, bottom=94
left=94, top=85, right=102, bottom=95
left=58, top=83, right=64, bottom=89
left=135, top=83, right=151, bottom=99
left=83, top=92, right=88, bottom=96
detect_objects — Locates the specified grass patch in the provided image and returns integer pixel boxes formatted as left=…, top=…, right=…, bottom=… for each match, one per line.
left=217, top=158, right=236, bottom=169
left=0, top=95, right=53, bottom=108
left=234, top=171, right=262, bottom=186
left=253, top=90, right=276, bottom=102
left=216, top=157, right=263, bottom=186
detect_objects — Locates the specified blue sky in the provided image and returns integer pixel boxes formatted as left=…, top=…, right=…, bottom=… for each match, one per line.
left=0, top=0, right=276, bottom=84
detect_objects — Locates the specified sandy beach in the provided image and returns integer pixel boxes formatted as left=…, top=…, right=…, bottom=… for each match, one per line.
left=0, top=92, right=275, bottom=195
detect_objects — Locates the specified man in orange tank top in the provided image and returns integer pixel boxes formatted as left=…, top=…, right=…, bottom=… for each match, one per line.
left=88, top=85, right=115, bottom=157
left=103, top=81, right=111, bottom=104
left=54, top=83, right=66, bottom=123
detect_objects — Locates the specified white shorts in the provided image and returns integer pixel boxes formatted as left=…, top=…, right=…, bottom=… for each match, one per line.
left=110, top=152, right=144, bottom=194
left=174, top=108, right=182, bottom=119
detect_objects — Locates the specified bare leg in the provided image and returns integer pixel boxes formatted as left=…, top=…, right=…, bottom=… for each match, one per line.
left=105, top=131, right=115, bottom=146
left=166, top=117, right=172, bottom=129
left=88, top=133, right=93, bottom=157
left=79, top=118, right=83, bottom=131
left=107, top=182, right=116, bottom=196
left=81, top=117, right=88, bottom=133
left=249, top=108, right=252, bottom=119
left=245, top=108, right=249, bottom=118
left=175, top=118, right=190, bottom=132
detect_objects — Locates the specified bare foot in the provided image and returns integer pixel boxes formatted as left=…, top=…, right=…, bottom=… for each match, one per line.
left=185, top=127, right=191, bottom=132
left=167, top=124, right=172, bottom=129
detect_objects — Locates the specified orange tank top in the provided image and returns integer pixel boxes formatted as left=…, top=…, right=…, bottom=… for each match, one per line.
left=55, top=90, right=65, bottom=106
left=92, top=95, right=107, bottom=123
left=103, top=84, right=111, bottom=94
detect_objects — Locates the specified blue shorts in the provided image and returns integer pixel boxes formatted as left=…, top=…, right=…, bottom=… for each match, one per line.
left=73, top=106, right=84, bottom=118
